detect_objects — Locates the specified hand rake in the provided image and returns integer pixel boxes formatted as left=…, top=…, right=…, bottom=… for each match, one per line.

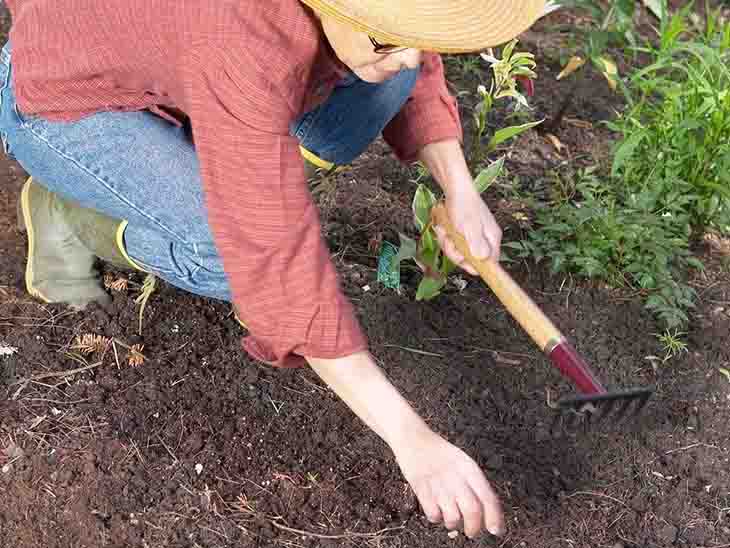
left=432, top=203, right=653, bottom=428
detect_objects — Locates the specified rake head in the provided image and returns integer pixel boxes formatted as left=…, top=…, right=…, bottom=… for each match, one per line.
left=553, top=386, right=654, bottom=431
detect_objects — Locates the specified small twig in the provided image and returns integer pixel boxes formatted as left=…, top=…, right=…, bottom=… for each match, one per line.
left=12, top=362, right=101, bottom=385
left=155, top=433, right=179, bottom=464
left=270, top=520, right=404, bottom=540
left=26, top=397, right=91, bottom=405
left=267, top=395, right=285, bottom=415
left=112, top=341, right=121, bottom=370
left=645, top=443, right=719, bottom=464
left=382, top=344, right=443, bottom=357
left=135, top=273, right=157, bottom=335
left=11, top=379, right=30, bottom=400
left=564, top=491, right=629, bottom=509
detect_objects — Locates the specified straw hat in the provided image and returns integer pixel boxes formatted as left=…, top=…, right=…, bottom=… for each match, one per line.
left=300, top=0, right=548, bottom=53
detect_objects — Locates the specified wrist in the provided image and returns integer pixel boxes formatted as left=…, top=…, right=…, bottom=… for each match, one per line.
left=417, top=139, right=474, bottom=197
left=389, top=420, right=439, bottom=458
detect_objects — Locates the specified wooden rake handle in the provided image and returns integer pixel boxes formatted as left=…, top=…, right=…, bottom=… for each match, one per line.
left=431, top=202, right=606, bottom=395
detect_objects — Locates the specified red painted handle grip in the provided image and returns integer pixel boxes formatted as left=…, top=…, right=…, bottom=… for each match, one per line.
left=549, top=341, right=606, bottom=395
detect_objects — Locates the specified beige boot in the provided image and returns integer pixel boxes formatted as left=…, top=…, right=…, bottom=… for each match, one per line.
left=17, top=177, right=144, bottom=309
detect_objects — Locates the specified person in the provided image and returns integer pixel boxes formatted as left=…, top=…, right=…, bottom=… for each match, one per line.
left=0, top=0, right=547, bottom=539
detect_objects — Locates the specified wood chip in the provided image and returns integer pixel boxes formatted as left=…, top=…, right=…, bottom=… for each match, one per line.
left=546, top=133, right=565, bottom=153
left=564, top=117, right=593, bottom=129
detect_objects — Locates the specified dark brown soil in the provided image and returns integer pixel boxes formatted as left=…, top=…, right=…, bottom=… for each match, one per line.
left=2, top=4, right=730, bottom=548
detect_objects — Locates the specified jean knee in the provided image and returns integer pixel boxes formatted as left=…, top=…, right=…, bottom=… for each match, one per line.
left=129, top=229, right=231, bottom=301
left=173, top=241, right=231, bottom=301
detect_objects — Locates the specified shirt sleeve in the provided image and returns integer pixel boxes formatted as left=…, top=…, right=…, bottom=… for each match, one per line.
left=180, top=50, right=368, bottom=368
left=382, top=52, right=464, bottom=164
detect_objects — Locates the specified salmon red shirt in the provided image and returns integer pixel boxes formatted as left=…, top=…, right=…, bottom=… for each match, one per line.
left=6, top=0, right=463, bottom=367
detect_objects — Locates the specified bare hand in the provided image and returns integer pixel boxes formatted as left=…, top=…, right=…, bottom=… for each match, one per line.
left=394, top=430, right=505, bottom=539
left=434, top=186, right=502, bottom=276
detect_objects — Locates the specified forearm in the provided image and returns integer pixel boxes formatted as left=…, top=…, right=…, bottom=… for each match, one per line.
left=306, top=351, right=432, bottom=448
left=417, top=139, right=473, bottom=196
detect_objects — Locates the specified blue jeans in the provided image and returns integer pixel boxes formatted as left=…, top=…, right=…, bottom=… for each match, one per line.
left=0, top=41, right=418, bottom=301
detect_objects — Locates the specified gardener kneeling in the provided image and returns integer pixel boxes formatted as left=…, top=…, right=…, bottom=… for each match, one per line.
left=0, top=0, right=547, bottom=538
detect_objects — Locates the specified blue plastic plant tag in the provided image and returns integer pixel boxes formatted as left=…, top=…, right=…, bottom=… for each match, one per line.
left=377, top=241, right=401, bottom=289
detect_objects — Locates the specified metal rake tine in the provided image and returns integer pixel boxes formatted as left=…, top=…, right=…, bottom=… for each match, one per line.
left=564, top=408, right=580, bottom=430
left=615, top=391, right=651, bottom=422
left=582, top=411, right=592, bottom=433
left=633, top=391, right=651, bottom=415
left=596, top=397, right=618, bottom=422
left=550, top=411, right=563, bottom=436
left=611, top=397, right=634, bottom=424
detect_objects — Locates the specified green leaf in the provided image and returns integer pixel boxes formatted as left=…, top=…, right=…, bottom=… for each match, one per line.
left=611, top=131, right=645, bottom=177
left=501, top=38, right=518, bottom=63
left=509, top=52, right=535, bottom=63
left=686, top=257, right=704, bottom=270
left=511, top=67, right=537, bottom=78
left=394, top=234, right=418, bottom=263
left=417, top=228, right=441, bottom=275
left=412, top=184, right=437, bottom=231
left=421, top=226, right=438, bottom=255
left=416, top=276, right=447, bottom=301
left=440, top=254, right=457, bottom=277
left=487, top=119, right=544, bottom=152
left=474, top=156, right=505, bottom=194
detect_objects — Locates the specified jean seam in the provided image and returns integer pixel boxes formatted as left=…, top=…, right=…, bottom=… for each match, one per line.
left=0, top=59, right=11, bottom=112
left=20, top=121, right=191, bottom=245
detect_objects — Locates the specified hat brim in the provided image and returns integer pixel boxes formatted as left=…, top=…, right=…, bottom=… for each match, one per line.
left=300, top=0, right=546, bottom=53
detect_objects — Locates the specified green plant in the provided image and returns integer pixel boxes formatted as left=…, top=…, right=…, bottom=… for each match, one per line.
left=507, top=165, right=701, bottom=329
left=384, top=157, right=505, bottom=300
left=656, top=328, right=688, bottom=362
left=510, top=6, right=728, bottom=331
left=608, top=3, right=730, bottom=232
left=378, top=39, right=542, bottom=300
left=472, top=38, right=543, bottom=163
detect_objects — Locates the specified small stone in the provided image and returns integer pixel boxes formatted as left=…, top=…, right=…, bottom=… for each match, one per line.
left=447, top=531, right=459, bottom=539
left=612, top=542, right=625, bottom=548
left=195, top=463, right=203, bottom=476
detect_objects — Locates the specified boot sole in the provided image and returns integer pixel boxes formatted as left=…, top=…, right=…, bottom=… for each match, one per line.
left=19, top=177, right=51, bottom=303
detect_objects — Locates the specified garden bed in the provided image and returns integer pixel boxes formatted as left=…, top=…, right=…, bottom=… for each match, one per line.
left=1, top=4, right=729, bottom=548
